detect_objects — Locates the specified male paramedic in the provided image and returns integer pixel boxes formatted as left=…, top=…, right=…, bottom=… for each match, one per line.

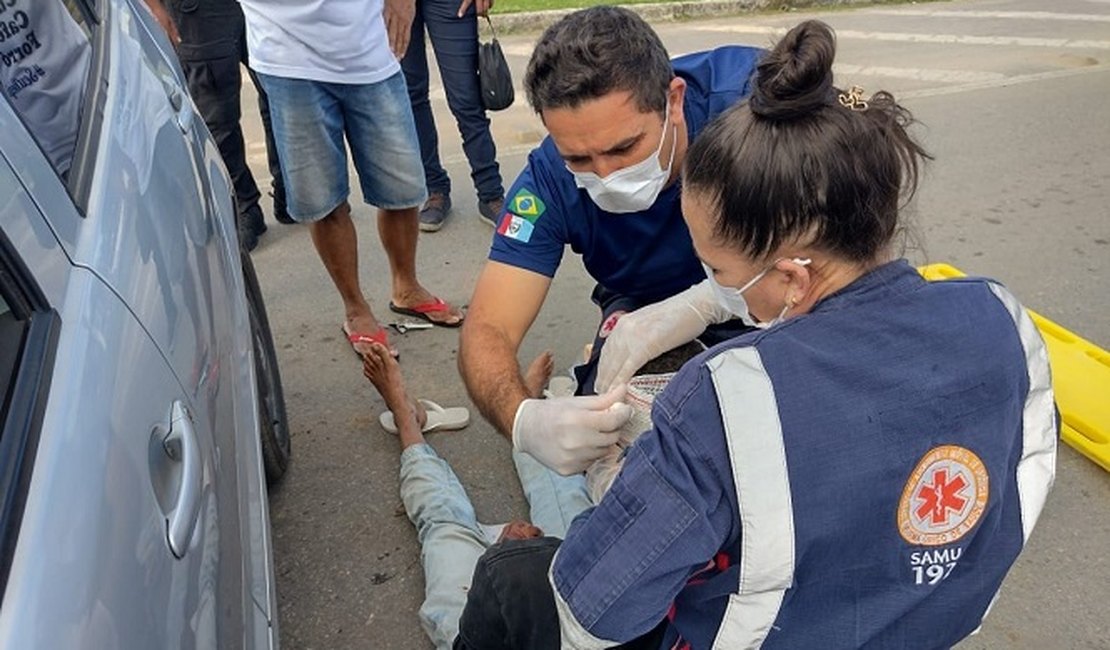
left=458, top=6, right=763, bottom=477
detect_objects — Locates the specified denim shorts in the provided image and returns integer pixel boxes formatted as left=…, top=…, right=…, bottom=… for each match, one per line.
left=256, top=71, right=427, bottom=221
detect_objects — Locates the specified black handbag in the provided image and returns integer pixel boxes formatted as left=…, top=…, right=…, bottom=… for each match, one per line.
left=478, top=16, right=514, bottom=111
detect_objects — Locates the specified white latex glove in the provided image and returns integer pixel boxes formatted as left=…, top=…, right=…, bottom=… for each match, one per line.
left=512, top=385, right=633, bottom=476
left=595, top=280, right=732, bottom=393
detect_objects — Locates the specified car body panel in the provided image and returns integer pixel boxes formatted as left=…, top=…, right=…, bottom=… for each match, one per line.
left=0, top=0, right=278, bottom=646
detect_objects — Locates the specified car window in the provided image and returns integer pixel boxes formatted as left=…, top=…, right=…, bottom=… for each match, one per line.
left=0, top=225, right=59, bottom=603
left=0, top=293, right=24, bottom=419
left=0, top=0, right=95, bottom=178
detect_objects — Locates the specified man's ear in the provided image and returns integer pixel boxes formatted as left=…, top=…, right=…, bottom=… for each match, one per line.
left=668, top=77, right=687, bottom=125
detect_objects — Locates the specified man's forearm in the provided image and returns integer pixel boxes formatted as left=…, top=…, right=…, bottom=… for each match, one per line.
left=459, top=321, right=532, bottom=439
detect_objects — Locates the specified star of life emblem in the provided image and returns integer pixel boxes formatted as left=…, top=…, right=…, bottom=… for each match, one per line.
left=898, top=445, right=989, bottom=546
left=598, top=311, right=627, bottom=339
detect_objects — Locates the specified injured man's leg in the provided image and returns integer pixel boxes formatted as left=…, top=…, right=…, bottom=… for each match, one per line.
left=361, top=343, right=542, bottom=649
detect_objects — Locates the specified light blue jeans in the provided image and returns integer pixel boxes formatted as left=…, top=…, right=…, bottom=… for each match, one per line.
left=400, top=444, right=591, bottom=649
left=510, top=449, right=593, bottom=538
left=256, top=71, right=427, bottom=221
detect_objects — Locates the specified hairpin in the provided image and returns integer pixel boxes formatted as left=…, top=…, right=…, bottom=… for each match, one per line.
left=838, top=85, right=869, bottom=112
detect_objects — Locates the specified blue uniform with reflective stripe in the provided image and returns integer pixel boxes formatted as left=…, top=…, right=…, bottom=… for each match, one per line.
left=489, top=46, right=763, bottom=305
left=550, top=260, right=1057, bottom=650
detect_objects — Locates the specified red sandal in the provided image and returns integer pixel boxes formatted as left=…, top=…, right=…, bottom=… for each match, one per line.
left=341, top=323, right=399, bottom=359
left=388, top=297, right=464, bottom=328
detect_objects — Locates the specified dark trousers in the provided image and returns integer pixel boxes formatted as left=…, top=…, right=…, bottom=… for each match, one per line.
left=181, top=45, right=260, bottom=223
left=251, top=68, right=286, bottom=218
left=453, top=537, right=667, bottom=650
left=172, top=1, right=284, bottom=223
left=401, top=0, right=503, bottom=202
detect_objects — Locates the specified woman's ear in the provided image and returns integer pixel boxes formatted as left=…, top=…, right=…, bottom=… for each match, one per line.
left=777, top=258, right=813, bottom=306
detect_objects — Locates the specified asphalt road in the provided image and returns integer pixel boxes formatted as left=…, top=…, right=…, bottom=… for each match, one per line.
left=239, top=0, right=1110, bottom=647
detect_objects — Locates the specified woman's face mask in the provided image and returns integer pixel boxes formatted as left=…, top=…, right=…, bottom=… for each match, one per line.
left=703, top=258, right=812, bottom=328
left=568, top=107, right=677, bottom=214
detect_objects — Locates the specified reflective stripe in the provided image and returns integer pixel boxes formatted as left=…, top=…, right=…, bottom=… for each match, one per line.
left=987, top=283, right=1058, bottom=542
left=548, top=550, right=620, bottom=650
left=708, top=348, right=795, bottom=650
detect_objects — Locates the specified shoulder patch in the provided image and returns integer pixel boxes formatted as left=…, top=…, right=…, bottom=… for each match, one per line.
left=508, top=188, right=546, bottom=222
left=898, top=445, right=989, bottom=546
left=497, top=213, right=535, bottom=243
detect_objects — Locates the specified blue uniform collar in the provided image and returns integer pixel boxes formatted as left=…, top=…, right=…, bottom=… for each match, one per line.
left=811, top=259, right=925, bottom=314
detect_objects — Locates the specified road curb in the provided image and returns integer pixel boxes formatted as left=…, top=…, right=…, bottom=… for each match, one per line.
left=489, top=0, right=885, bottom=35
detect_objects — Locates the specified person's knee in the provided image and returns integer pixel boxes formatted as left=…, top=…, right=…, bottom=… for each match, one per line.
left=314, top=201, right=350, bottom=225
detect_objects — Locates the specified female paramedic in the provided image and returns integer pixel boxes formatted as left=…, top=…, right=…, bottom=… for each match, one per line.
left=451, top=20, right=1058, bottom=650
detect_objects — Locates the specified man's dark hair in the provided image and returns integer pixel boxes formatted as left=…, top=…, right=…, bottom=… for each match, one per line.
left=684, top=20, right=932, bottom=262
left=524, top=6, right=673, bottom=115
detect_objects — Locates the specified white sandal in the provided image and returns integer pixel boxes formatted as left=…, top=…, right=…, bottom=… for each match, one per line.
left=379, top=399, right=470, bottom=435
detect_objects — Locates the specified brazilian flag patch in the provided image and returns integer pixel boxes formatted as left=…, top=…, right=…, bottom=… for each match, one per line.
left=508, top=188, right=546, bottom=222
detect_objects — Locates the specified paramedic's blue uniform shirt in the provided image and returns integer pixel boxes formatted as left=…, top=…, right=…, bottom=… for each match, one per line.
left=548, top=261, right=1058, bottom=649
left=489, top=46, right=763, bottom=304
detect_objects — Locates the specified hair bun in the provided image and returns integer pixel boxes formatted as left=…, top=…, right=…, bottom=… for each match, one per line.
left=750, top=20, right=836, bottom=121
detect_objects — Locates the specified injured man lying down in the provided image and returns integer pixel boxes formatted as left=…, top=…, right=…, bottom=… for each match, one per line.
left=360, top=340, right=700, bottom=650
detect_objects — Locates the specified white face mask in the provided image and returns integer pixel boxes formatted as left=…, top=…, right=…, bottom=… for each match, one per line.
left=568, top=110, right=677, bottom=214
left=702, top=258, right=812, bottom=329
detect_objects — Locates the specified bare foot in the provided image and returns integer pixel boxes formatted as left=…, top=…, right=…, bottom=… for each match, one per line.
left=362, top=343, right=426, bottom=443
left=523, top=350, right=554, bottom=398
left=497, top=520, right=544, bottom=543
left=391, top=286, right=464, bottom=326
left=344, top=310, right=398, bottom=358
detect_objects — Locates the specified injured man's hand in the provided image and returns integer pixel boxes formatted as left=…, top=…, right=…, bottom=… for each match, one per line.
left=585, top=372, right=675, bottom=503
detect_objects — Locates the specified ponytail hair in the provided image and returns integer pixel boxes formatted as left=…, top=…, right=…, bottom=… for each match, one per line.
left=684, top=20, right=931, bottom=262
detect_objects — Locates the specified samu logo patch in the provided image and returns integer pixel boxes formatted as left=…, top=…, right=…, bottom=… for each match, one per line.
left=897, top=445, right=989, bottom=546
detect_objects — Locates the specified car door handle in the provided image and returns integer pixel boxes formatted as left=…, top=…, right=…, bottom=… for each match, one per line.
left=166, top=85, right=183, bottom=112
left=170, top=88, right=195, bottom=133
left=163, top=401, right=203, bottom=559
left=160, top=78, right=194, bottom=133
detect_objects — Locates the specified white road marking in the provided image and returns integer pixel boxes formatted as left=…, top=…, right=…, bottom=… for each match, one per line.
left=490, top=52, right=1007, bottom=86
left=689, top=24, right=1110, bottom=50
left=834, top=63, right=1007, bottom=84
left=865, top=9, right=1110, bottom=22
left=898, top=62, right=1110, bottom=100
left=438, top=64, right=1110, bottom=162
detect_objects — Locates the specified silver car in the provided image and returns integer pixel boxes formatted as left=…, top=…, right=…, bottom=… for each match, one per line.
left=0, top=0, right=289, bottom=646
